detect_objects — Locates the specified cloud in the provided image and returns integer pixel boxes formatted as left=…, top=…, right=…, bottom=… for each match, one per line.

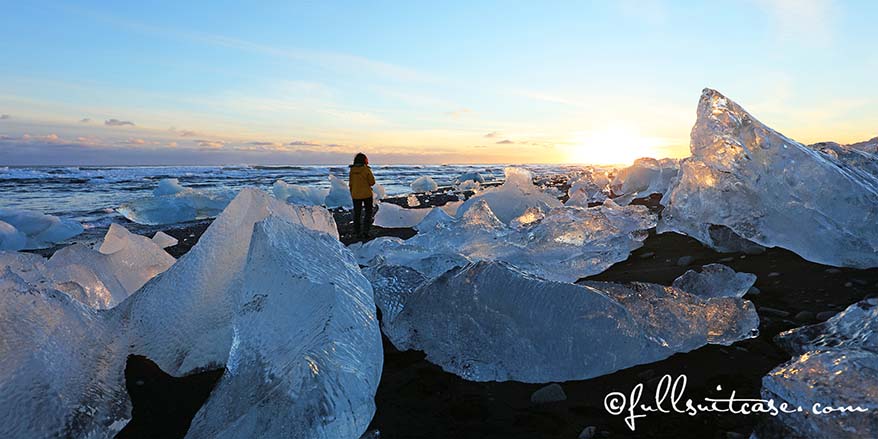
left=289, top=140, right=322, bottom=147
left=126, top=138, right=146, bottom=145
left=484, top=131, right=501, bottom=138
left=105, top=118, right=135, bottom=126
left=473, top=145, right=488, bottom=148
left=196, top=139, right=225, bottom=148
left=179, top=130, right=198, bottom=137
left=80, top=118, right=91, bottom=123
left=496, top=139, right=515, bottom=144
left=167, top=141, right=178, bottom=147
left=0, top=114, right=10, bottom=120
left=248, top=141, right=278, bottom=146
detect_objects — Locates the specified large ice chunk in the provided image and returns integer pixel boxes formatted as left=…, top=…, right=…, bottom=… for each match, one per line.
left=324, top=174, right=353, bottom=209
left=610, top=158, right=678, bottom=205
left=0, top=208, right=83, bottom=250
left=0, top=189, right=380, bottom=438
left=411, top=176, right=438, bottom=193
left=373, top=203, right=430, bottom=228
left=456, top=167, right=562, bottom=224
left=44, top=224, right=176, bottom=309
left=454, top=171, right=485, bottom=184
left=272, top=179, right=329, bottom=206
left=759, top=299, right=878, bottom=438
left=117, top=178, right=234, bottom=225
left=659, top=89, right=878, bottom=267
left=380, top=261, right=758, bottom=382
left=185, top=215, right=382, bottom=438
left=354, top=199, right=656, bottom=283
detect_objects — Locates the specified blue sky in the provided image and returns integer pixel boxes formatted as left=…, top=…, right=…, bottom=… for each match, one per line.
left=1, top=0, right=876, bottom=165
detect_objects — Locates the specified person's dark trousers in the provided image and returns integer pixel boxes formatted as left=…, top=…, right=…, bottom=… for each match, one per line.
left=352, top=197, right=373, bottom=237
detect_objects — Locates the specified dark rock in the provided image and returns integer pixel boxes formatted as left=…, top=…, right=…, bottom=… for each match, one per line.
left=676, top=256, right=695, bottom=266
left=579, top=426, right=597, bottom=439
left=531, top=383, right=566, bottom=404
left=759, top=307, right=790, bottom=318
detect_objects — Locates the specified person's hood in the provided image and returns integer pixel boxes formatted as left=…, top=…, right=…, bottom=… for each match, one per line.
left=349, top=163, right=366, bottom=168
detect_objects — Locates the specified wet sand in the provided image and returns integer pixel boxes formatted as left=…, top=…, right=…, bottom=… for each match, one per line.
left=36, top=190, right=878, bottom=438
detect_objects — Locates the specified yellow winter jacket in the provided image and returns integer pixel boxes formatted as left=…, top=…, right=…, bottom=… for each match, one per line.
left=349, top=164, right=375, bottom=199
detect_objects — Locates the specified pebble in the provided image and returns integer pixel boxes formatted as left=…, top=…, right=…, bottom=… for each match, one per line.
left=759, top=307, right=790, bottom=318
left=579, top=426, right=597, bottom=439
left=852, top=278, right=869, bottom=286
left=844, top=282, right=853, bottom=288
left=676, top=255, right=695, bottom=266
left=816, top=311, right=836, bottom=320
left=746, top=286, right=761, bottom=296
left=794, top=311, right=815, bottom=322
left=725, top=432, right=745, bottom=439
left=825, top=268, right=842, bottom=274
left=530, top=383, right=567, bottom=404
left=719, top=256, right=735, bottom=262
left=638, top=251, right=656, bottom=259
left=767, top=272, right=781, bottom=277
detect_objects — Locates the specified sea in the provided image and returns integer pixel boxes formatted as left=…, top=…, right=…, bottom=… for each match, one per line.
left=0, top=164, right=581, bottom=229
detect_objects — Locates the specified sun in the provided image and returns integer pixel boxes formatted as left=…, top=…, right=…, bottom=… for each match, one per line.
left=566, top=125, right=665, bottom=166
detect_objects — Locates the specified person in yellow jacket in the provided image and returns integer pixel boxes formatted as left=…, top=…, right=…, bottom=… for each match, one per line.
left=349, top=152, right=376, bottom=239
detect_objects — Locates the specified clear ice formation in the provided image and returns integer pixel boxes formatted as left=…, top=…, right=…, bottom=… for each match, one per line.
left=455, top=167, right=562, bottom=225
left=565, top=169, right=610, bottom=207
left=373, top=260, right=758, bottom=383
left=356, top=198, right=656, bottom=283
left=0, top=208, right=84, bottom=250
left=325, top=175, right=354, bottom=209
left=671, top=263, right=756, bottom=299
left=151, top=231, right=178, bottom=249
left=0, top=189, right=381, bottom=438
left=610, top=158, right=678, bottom=205
left=0, top=224, right=175, bottom=309
left=454, top=171, right=485, bottom=184
left=373, top=201, right=462, bottom=229
left=272, top=178, right=329, bottom=206
left=659, top=89, right=878, bottom=268
left=760, top=299, right=878, bottom=438
left=117, top=178, right=234, bottom=225
left=411, top=176, right=438, bottom=193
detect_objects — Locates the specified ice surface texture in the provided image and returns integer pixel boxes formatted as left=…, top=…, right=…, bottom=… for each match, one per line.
left=376, top=261, right=758, bottom=383
left=0, top=208, right=83, bottom=250
left=760, top=299, right=878, bottom=438
left=0, top=189, right=381, bottom=438
left=659, top=89, right=878, bottom=267
left=358, top=198, right=655, bottom=283
left=118, top=178, right=234, bottom=225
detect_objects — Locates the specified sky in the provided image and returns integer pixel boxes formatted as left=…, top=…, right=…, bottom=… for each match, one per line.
left=0, top=0, right=876, bottom=166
